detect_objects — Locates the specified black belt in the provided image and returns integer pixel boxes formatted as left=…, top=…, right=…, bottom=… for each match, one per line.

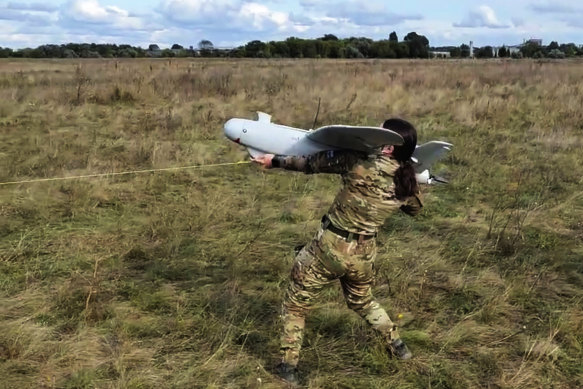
left=321, top=215, right=376, bottom=243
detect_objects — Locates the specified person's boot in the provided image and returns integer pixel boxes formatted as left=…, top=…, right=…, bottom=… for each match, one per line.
left=275, top=362, right=299, bottom=385
left=388, top=338, right=413, bottom=360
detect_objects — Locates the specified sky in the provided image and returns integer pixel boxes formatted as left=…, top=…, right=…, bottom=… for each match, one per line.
left=0, top=0, right=582, bottom=49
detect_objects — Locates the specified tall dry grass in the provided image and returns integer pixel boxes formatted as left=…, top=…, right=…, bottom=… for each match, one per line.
left=0, top=58, right=582, bottom=388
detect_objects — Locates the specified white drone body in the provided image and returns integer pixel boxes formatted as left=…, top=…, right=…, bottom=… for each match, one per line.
left=224, top=112, right=452, bottom=184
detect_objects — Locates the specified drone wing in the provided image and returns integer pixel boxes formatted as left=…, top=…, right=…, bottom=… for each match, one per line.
left=412, top=141, right=453, bottom=173
left=306, top=125, right=404, bottom=152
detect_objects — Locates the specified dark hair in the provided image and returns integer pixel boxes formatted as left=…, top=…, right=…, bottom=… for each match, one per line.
left=382, top=118, right=418, bottom=199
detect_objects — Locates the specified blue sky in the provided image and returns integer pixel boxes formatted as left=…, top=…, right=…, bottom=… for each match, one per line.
left=1, top=0, right=582, bottom=49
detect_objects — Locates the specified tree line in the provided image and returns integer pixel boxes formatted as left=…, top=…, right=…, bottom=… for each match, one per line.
left=1, top=33, right=581, bottom=59
left=436, top=41, right=582, bottom=59
left=0, top=32, right=431, bottom=59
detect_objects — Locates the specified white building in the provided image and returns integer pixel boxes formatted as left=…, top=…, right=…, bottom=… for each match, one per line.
left=430, top=51, right=451, bottom=58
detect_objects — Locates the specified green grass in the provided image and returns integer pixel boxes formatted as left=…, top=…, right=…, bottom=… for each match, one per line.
left=0, top=58, right=582, bottom=388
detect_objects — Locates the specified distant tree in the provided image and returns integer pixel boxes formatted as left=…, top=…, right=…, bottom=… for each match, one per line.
left=0, top=47, right=13, bottom=58
left=37, top=44, right=62, bottom=58
left=320, top=34, right=338, bottom=41
left=96, top=44, right=114, bottom=58
left=228, top=47, right=245, bottom=58
left=285, top=37, right=303, bottom=57
left=148, top=44, right=160, bottom=51
left=389, top=31, right=398, bottom=42
left=11, top=48, right=29, bottom=58
left=135, top=47, right=147, bottom=58
left=460, top=44, right=470, bottom=58
left=301, top=40, right=316, bottom=58
left=325, top=40, right=344, bottom=58
left=498, top=46, right=508, bottom=58
left=161, top=49, right=175, bottom=57
left=118, top=48, right=137, bottom=58
left=345, top=45, right=364, bottom=58
left=520, top=41, right=542, bottom=58
left=316, top=39, right=330, bottom=57
left=346, top=37, right=373, bottom=57
left=395, top=42, right=410, bottom=58
left=171, top=44, right=183, bottom=50
left=559, top=43, right=578, bottom=57
left=449, top=47, right=461, bottom=58
left=29, top=48, right=46, bottom=58
left=198, top=40, right=214, bottom=50
left=80, top=49, right=101, bottom=58
left=404, top=32, right=429, bottom=58
left=269, top=41, right=289, bottom=57
left=62, top=49, right=79, bottom=58
left=371, top=40, right=396, bottom=58
left=475, top=46, right=493, bottom=58
left=547, top=41, right=559, bottom=51
left=244, top=40, right=267, bottom=57
left=547, top=49, right=565, bottom=59
left=198, top=40, right=214, bottom=56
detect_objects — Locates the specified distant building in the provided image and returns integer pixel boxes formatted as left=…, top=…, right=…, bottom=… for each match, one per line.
left=493, top=45, right=521, bottom=56
left=525, top=38, right=543, bottom=46
left=430, top=51, right=451, bottom=58
left=488, top=38, right=543, bottom=57
left=507, top=45, right=522, bottom=55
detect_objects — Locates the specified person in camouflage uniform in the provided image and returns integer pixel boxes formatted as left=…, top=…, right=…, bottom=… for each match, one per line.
left=252, top=118, right=422, bottom=384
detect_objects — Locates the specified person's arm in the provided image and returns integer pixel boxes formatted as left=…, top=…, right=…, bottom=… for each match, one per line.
left=400, top=192, right=423, bottom=216
left=253, top=150, right=366, bottom=174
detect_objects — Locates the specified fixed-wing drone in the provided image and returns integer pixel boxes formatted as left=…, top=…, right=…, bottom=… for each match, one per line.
left=224, top=112, right=452, bottom=184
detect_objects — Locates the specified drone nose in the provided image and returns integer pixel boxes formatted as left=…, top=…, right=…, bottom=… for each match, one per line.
left=224, top=119, right=242, bottom=142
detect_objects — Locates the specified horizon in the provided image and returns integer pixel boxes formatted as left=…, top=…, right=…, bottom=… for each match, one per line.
left=1, top=1, right=583, bottom=50
left=2, top=37, right=582, bottom=52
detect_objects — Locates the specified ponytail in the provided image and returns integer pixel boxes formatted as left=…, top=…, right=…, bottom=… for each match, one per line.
left=393, top=160, right=418, bottom=200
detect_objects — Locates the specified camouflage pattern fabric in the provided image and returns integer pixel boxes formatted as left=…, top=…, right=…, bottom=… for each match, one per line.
left=273, top=150, right=422, bottom=235
left=273, top=150, right=422, bottom=367
left=281, top=227, right=399, bottom=367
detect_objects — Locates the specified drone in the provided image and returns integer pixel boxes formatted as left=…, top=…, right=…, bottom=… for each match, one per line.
left=224, top=112, right=452, bottom=184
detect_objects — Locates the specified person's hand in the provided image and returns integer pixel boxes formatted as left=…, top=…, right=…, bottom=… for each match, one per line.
left=251, top=154, right=274, bottom=168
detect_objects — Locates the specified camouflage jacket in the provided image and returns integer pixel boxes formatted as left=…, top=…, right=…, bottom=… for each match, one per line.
left=272, top=150, right=423, bottom=235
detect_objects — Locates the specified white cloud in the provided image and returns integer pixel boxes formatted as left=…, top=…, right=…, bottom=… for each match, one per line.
left=62, top=0, right=146, bottom=30
left=69, top=0, right=110, bottom=21
left=512, top=17, right=525, bottom=27
left=297, top=0, right=421, bottom=27
left=528, top=1, right=583, bottom=30
left=239, top=3, right=289, bottom=30
left=1, top=1, right=58, bottom=25
left=454, top=5, right=510, bottom=29
left=158, top=0, right=237, bottom=24
left=159, top=0, right=304, bottom=33
left=7, top=2, right=58, bottom=12
left=529, top=1, right=583, bottom=14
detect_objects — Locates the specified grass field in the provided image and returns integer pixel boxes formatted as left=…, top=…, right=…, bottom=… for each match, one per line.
left=0, top=58, right=582, bottom=389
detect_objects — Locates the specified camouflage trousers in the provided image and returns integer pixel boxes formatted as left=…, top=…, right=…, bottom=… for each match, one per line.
left=280, top=227, right=398, bottom=367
